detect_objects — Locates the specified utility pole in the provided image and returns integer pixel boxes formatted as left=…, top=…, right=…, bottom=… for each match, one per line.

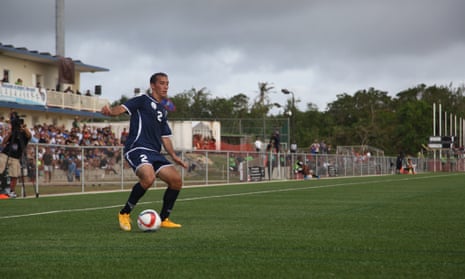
left=56, top=0, right=65, bottom=57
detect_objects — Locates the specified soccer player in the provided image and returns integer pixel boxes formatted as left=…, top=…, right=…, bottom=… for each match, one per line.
left=101, top=72, right=188, bottom=231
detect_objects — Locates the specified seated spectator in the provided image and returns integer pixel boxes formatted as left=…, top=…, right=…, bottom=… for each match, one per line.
left=1, top=74, right=9, bottom=83
left=404, top=158, right=416, bottom=174
left=294, top=161, right=319, bottom=180
left=64, top=86, right=74, bottom=93
left=305, top=168, right=320, bottom=180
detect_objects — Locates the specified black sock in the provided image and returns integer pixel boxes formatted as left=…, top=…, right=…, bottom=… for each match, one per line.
left=160, top=188, right=180, bottom=220
left=120, top=183, right=146, bottom=214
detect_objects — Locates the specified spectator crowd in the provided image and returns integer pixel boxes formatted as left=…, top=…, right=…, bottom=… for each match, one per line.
left=0, top=116, right=122, bottom=183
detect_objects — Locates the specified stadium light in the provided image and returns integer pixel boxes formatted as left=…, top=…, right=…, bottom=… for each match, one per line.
left=281, top=89, right=295, bottom=147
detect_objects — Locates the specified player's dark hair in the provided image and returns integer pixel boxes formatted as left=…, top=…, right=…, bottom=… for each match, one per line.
left=150, top=72, right=168, bottom=84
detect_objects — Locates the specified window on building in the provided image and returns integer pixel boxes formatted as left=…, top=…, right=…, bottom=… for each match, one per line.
left=2, top=69, right=9, bottom=83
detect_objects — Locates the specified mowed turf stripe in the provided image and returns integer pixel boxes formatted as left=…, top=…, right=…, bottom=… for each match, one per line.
left=0, top=173, right=458, bottom=220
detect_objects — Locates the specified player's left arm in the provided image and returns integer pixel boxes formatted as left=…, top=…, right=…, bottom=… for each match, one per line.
left=162, top=136, right=188, bottom=169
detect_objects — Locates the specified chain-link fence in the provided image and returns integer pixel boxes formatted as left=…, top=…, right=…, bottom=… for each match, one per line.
left=212, top=118, right=290, bottom=150
left=12, top=143, right=465, bottom=197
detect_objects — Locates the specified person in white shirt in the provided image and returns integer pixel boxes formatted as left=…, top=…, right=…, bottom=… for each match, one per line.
left=254, top=137, right=262, bottom=153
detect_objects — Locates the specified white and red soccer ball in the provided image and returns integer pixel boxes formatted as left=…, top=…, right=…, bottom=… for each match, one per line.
left=137, top=209, right=161, bottom=232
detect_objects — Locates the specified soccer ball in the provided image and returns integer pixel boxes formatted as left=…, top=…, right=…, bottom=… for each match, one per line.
left=137, top=209, right=161, bottom=232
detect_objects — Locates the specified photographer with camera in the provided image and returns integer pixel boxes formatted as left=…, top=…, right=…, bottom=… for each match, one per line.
left=0, top=111, right=31, bottom=198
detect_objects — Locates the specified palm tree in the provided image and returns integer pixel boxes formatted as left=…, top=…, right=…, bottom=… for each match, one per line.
left=249, top=82, right=276, bottom=141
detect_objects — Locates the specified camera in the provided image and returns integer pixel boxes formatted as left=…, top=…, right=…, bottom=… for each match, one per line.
left=10, top=111, right=24, bottom=132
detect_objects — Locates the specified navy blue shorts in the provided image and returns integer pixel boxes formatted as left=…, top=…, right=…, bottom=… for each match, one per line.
left=125, top=147, right=173, bottom=173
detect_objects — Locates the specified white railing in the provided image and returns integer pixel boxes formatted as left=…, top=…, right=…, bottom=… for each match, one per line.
left=46, top=90, right=109, bottom=112
left=0, top=84, right=109, bottom=112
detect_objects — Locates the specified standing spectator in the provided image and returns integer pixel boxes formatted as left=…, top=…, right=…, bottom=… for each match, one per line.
left=290, top=142, right=297, bottom=153
left=120, top=127, right=129, bottom=145
left=0, top=114, right=32, bottom=198
left=254, top=136, right=262, bottom=153
left=42, top=148, right=54, bottom=183
left=320, top=140, right=327, bottom=154
left=237, top=155, right=245, bottom=181
left=271, top=129, right=280, bottom=153
left=26, top=157, right=36, bottom=185
left=396, top=152, right=404, bottom=174
left=229, top=154, right=237, bottom=172
left=265, top=142, right=277, bottom=180
left=67, top=156, right=76, bottom=182
left=310, top=140, right=320, bottom=155
left=72, top=116, right=80, bottom=129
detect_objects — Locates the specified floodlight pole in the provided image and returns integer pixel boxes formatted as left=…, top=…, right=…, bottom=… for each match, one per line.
left=281, top=89, right=295, bottom=147
left=56, top=0, right=65, bottom=57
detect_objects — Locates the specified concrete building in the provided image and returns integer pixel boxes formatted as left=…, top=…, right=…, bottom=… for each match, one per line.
left=0, top=42, right=109, bottom=128
left=0, top=42, right=221, bottom=150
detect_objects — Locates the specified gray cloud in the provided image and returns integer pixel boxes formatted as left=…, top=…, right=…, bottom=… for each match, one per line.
left=1, top=0, right=465, bottom=110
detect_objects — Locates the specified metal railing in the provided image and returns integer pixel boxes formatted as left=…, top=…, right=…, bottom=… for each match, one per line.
left=16, top=143, right=464, bottom=198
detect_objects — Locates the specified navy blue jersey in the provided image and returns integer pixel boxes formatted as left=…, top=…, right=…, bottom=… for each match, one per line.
left=122, top=94, right=172, bottom=153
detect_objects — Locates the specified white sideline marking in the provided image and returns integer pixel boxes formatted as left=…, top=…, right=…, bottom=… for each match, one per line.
left=0, top=174, right=457, bottom=220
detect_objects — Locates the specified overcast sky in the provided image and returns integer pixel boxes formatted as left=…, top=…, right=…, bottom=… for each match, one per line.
left=1, top=0, right=465, bottom=111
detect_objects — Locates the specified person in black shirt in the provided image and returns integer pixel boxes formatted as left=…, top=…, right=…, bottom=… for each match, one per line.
left=396, top=152, right=404, bottom=174
left=0, top=116, right=31, bottom=198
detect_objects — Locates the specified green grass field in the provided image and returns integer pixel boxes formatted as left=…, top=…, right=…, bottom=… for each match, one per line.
left=1, top=173, right=465, bottom=278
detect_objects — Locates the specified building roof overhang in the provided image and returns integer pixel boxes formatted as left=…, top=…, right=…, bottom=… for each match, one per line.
left=0, top=42, right=109, bottom=73
left=0, top=101, right=108, bottom=119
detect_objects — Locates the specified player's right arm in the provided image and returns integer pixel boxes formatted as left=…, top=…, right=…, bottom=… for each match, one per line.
left=101, top=104, right=126, bottom=116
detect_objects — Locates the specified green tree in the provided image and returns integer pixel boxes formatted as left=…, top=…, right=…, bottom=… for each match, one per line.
left=113, top=81, right=465, bottom=156
left=295, top=103, right=320, bottom=149
left=230, top=93, right=250, bottom=117
left=169, top=87, right=211, bottom=119
left=326, top=88, right=394, bottom=150
left=190, top=87, right=211, bottom=118
left=111, top=95, right=129, bottom=106
left=169, top=91, right=193, bottom=119
left=209, top=97, right=235, bottom=119
left=392, top=99, right=430, bottom=155
left=250, top=82, right=275, bottom=117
